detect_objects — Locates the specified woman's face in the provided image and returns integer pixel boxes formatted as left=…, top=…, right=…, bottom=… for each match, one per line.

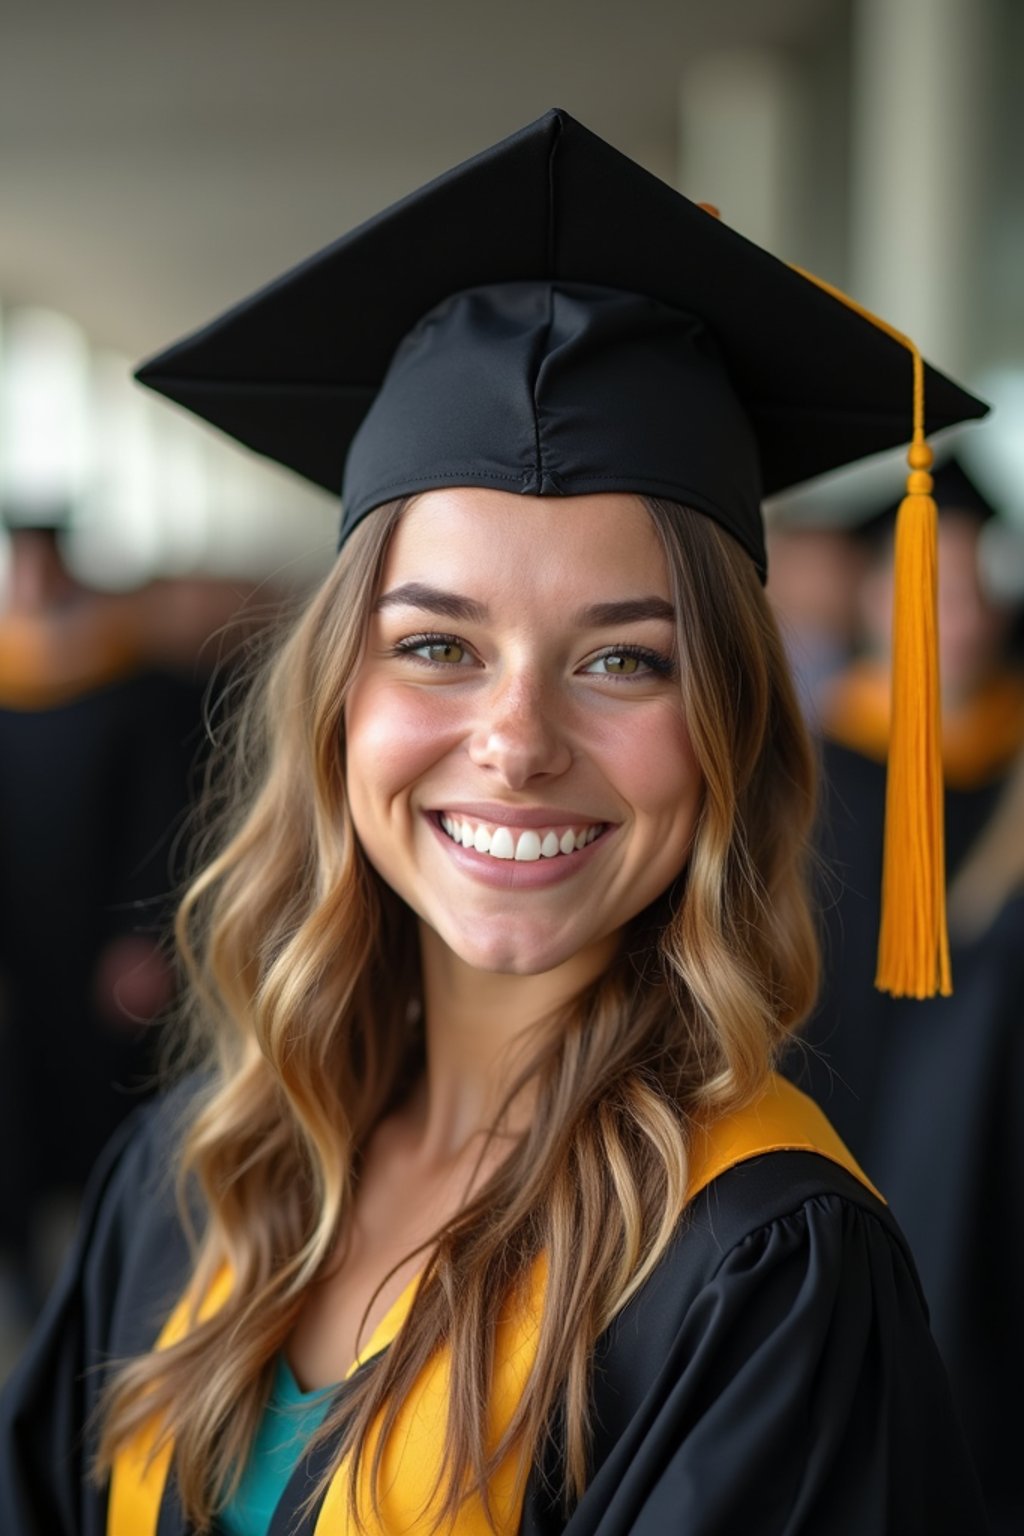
left=345, top=489, right=702, bottom=976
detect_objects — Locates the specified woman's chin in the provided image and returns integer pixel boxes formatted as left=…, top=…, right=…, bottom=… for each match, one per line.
left=429, top=915, right=604, bottom=979
left=451, top=940, right=576, bottom=978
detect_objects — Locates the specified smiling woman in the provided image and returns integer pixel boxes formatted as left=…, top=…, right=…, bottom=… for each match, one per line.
left=346, top=491, right=702, bottom=978
left=0, top=111, right=989, bottom=1536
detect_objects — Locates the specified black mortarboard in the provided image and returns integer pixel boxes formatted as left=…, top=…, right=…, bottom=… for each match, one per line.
left=136, top=108, right=985, bottom=580
left=136, top=108, right=991, bottom=1001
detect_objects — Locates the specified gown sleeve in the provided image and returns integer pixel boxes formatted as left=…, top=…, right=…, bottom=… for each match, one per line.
left=0, top=1090, right=193, bottom=1536
left=523, top=1157, right=990, bottom=1536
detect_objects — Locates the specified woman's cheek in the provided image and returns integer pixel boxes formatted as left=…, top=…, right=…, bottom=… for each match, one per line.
left=600, top=700, right=700, bottom=809
left=347, top=680, right=468, bottom=787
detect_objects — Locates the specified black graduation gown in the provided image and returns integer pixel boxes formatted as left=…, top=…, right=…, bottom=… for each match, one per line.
left=0, top=668, right=206, bottom=1272
left=790, top=739, right=1024, bottom=1535
left=0, top=1083, right=987, bottom=1536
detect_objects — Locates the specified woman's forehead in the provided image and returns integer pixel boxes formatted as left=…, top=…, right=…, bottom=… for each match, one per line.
left=379, top=489, right=672, bottom=603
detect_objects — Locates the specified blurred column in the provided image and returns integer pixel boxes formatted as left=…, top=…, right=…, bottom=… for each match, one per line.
left=677, top=51, right=802, bottom=256
left=0, top=308, right=92, bottom=522
left=849, top=0, right=992, bottom=375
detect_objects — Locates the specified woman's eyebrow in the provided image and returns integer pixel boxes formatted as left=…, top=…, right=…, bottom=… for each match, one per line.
left=375, top=586, right=676, bottom=627
left=573, top=597, right=676, bottom=627
left=374, top=583, right=488, bottom=621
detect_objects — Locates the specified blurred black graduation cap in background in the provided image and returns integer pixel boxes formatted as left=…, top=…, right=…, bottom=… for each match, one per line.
left=0, top=498, right=75, bottom=534
left=852, top=455, right=999, bottom=549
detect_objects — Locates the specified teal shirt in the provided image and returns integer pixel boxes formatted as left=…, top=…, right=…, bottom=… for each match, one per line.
left=219, top=1356, right=334, bottom=1536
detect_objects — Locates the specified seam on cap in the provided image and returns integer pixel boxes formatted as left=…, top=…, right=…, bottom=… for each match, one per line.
left=530, top=113, right=563, bottom=494
left=529, top=287, right=555, bottom=494
left=352, top=470, right=527, bottom=499
left=546, top=110, right=562, bottom=273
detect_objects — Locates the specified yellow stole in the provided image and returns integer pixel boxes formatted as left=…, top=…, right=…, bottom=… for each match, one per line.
left=108, top=1074, right=880, bottom=1535
left=0, top=610, right=141, bottom=711
left=822, top=658, right=1024, bottom=791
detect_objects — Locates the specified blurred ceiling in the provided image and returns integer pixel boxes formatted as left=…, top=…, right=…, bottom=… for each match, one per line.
left=0, top=0, right=847, bottom=357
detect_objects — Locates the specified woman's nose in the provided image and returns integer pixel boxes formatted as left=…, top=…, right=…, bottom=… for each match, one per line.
left=467, top=672, right=572, bottom=788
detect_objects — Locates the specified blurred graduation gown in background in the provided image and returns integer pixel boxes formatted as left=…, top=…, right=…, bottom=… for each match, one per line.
left=0, top=524, right=272, bottom=1319
left=789, top=459, right=1024, bottom=1535
left=0, top=535, right=208, bottom=1310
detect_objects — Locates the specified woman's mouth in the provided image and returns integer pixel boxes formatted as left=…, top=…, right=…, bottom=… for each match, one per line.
left=436, top=813, right=607, bottom=863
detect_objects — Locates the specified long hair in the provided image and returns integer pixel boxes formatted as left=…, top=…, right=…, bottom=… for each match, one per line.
left=97, top=495, right=819, bottom=1529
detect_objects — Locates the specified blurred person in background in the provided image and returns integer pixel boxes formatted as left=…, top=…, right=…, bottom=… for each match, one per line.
left=791, top=457, right=1024, bottom=1535
left=821, top=458, right=1024, bottom=777
left=0, top=506, right=280, bottom=1357
left=766, top=519, right=867, bottom=728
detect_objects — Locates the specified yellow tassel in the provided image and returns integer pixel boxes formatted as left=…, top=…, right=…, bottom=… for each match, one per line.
left=875, top=438, right=951, bottom=998
left=788, top=263, right=952, bottom=998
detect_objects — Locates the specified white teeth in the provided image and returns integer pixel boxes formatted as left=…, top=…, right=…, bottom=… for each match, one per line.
left=490, top=826, right=515, bottom=860
left=440, top=816, right=604, bottom=862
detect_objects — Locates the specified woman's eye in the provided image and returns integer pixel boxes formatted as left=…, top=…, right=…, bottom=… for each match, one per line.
left=395, top=635, right=472, bottom=666
left=421, top=641, right=466, bottom=664
left=583, top=648, right=672, bottom=678
left=593, top=653, right=640, bottom=675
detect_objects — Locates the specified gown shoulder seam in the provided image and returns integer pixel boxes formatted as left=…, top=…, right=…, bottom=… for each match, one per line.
left=694, top=1153, right=906, bottom=1279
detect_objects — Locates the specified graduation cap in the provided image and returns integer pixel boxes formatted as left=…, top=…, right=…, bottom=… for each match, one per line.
left=136, top=107, right=988, bottom=1000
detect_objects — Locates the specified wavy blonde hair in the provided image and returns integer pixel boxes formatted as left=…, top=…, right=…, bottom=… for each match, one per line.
left=98, top=495, right=819, bottom=1529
